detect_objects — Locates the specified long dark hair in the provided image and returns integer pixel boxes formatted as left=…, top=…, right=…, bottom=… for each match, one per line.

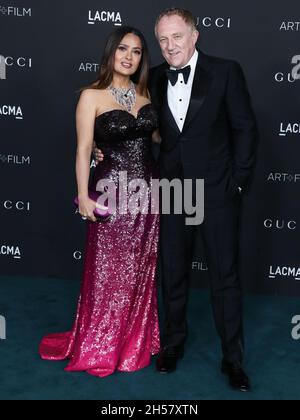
left=80, top=26, right=150, bottom=97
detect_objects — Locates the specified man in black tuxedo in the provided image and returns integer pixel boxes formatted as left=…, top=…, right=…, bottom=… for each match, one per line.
left=94, top=8, right=257, bottom=391
left=150, top=8, right=258, bottom=392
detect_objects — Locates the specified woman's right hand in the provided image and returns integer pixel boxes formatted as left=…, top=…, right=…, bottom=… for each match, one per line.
left=78, top=196, right=97, bottom=222
left=93, top=142, right=104, bottom=164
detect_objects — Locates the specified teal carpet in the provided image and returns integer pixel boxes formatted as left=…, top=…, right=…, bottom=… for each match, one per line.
left=0, top=276, right=300, bottom=400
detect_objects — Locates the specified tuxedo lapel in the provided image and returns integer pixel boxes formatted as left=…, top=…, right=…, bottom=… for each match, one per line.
left=182, top=51, right=213, bottom=133
left=156, top=68, right=181, bottom=134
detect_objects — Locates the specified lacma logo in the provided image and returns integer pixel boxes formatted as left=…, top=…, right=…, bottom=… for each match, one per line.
left=0, top=245, right=21, bottom=259
left=279, top=122, right=300, bottom=137
left=269, top=266, right=300, bottom=281
left=0, top=105, right=23, bottom=120
left=88, top=10, right=122, bottom=26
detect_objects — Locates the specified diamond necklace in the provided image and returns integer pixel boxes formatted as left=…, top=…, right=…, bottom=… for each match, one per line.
left=108, top=81, right=137, bottom=112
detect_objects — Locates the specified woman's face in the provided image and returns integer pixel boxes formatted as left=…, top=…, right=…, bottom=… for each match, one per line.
left=114, top=33, right=143, bottom=77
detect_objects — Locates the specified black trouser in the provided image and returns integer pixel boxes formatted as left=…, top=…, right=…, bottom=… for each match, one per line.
left=159, top=195, right=244, bottom=364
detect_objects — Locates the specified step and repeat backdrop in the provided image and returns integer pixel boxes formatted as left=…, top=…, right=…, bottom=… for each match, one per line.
left=0, top=0, right=300, bottom=295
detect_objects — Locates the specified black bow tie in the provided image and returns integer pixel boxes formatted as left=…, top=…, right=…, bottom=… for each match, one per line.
left=166, top=65, right=191, bottom=86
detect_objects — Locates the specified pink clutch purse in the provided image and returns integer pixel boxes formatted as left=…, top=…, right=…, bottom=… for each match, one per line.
left=74, top=190, right=111, bottom=221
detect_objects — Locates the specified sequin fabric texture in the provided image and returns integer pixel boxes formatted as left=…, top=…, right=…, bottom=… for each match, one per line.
left=39, top=103, right=161, bottom=377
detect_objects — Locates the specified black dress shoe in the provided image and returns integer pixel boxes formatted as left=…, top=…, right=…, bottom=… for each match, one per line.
left=221, top=360, right=251, bottom=392
left=156, top=346, right=184, bottom=374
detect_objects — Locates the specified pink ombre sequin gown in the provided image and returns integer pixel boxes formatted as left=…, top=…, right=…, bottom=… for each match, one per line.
left=39, top=104, right=161, bottom=377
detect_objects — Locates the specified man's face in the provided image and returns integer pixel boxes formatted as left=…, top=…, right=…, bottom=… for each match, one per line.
left=156, top=15, right=199, bottom=69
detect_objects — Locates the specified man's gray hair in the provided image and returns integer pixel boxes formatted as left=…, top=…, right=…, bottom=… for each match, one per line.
left=155, top=8, right=198, bottom=37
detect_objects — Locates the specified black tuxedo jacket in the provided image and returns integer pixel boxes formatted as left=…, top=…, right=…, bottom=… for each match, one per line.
left=149, top=50, right=258, bottom=208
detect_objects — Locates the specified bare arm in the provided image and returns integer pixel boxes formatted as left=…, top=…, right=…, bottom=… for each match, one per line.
left=75, top=90, right=97, bottom=221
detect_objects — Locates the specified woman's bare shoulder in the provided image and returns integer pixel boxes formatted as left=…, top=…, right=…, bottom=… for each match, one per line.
left=80, top=87, right=108, bottom=101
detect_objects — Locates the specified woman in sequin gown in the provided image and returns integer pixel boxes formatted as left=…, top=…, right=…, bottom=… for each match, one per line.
left=39, top=27, right=161, bottom=377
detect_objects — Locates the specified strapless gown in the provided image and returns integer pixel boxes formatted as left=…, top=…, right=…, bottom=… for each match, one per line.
left=39, top=103, right=161, bottom=377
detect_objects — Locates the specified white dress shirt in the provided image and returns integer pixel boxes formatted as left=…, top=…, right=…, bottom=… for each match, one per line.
left=167, top=50, right=199, bottom=132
